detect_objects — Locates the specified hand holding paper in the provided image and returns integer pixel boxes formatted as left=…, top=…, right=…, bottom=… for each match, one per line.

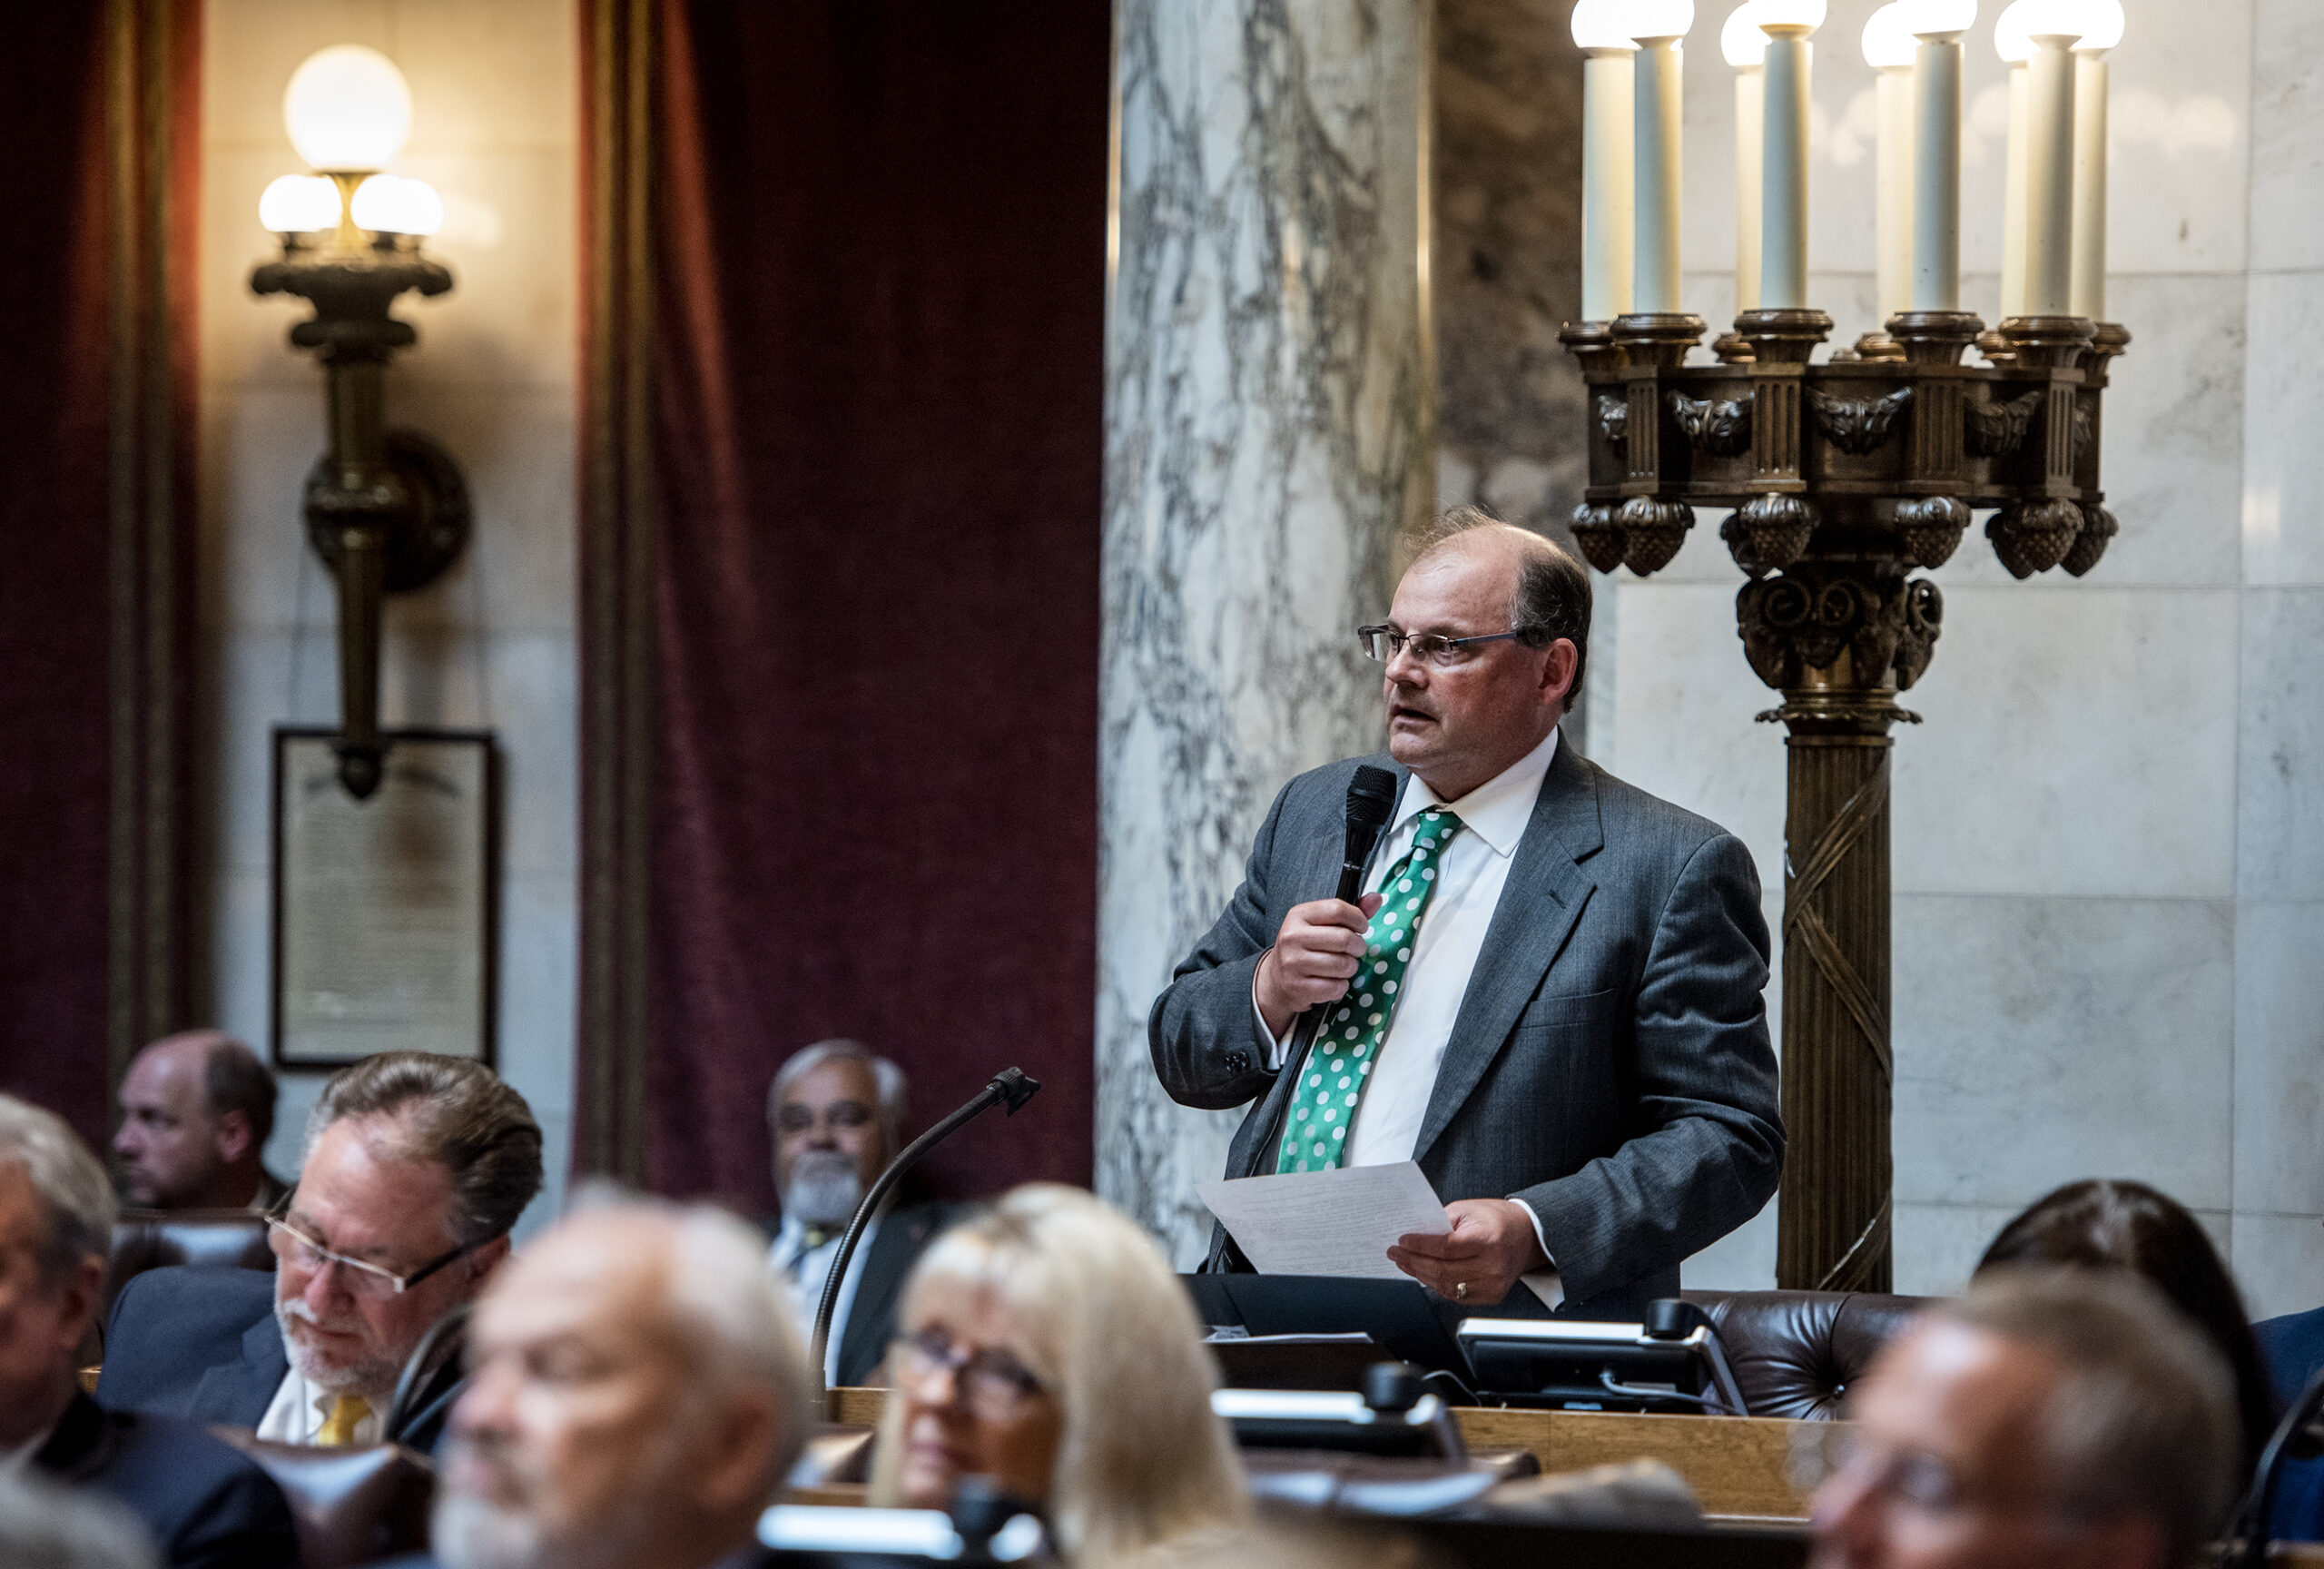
left=1195, top=1161, right=1449, bottom=1280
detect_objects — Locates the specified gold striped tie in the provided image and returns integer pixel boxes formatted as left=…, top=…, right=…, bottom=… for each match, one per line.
left=316, top=1394, right=371, bottom=1446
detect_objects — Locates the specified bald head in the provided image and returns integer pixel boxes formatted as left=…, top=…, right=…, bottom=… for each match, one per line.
left=437, top=1199, right=810, bottom=1569
left=113, top=1031, right=276, bottom=1209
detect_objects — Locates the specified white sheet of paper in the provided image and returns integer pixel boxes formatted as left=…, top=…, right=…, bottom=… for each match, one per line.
left=1196, top=1161, right=1451, bottom=1279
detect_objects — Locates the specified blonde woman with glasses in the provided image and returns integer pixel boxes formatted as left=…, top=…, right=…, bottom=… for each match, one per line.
left=868, top=1185, right=1249, bottom=1562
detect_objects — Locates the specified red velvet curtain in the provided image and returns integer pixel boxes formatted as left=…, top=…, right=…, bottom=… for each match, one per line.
left=0, top=1, right=198, bottom=1149
left=582, top=0, right=1109, bottom=1207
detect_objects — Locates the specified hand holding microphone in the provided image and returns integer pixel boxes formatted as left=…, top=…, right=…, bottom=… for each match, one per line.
left=1255, top=892, right=1385, bottom=1038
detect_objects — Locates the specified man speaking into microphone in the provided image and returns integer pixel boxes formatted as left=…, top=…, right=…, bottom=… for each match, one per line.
left=1149, top=509, right=1782, bottom=1316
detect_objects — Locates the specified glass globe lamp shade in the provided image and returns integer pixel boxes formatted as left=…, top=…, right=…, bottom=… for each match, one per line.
left=1754, top=0, right=1827, bottom=33
left=349, top=174, right=444, bottom=237
left=1623, top=0, right=1697, bottom=43
left=1861, top=3, right=1917, bottom=65
left=1994, top=0, right=2034, bottom=60
left=1571, top=0, right=1641, bottom=51
left=2063, top=0, right=2122, bottom=50
left=283, top=44, right=413, bottom=173
left=1721, top=3, right=1768, bottom=67
left=258, top=173, right=341, bottom=234
left=1896, top=0, right=1977, bottom=38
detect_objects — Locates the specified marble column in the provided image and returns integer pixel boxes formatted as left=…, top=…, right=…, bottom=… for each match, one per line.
left=1099, top=0, right=1434, bottom=1264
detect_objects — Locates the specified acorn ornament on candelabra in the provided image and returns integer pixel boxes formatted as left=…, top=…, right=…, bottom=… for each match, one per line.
left=1560, top=0, right=2128, bottom=1291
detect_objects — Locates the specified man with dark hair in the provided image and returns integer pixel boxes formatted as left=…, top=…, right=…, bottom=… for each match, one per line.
left=1813, top=1268, right=2240, bottom=1569
left=764, top=1039, right=968, bottom=1386
left=98, top=1051, right=543, bottom=1452
left=113, top=1031, right=286, bottom=1211
left=1153, top=509, right=1782, bottom=1313
left=0, top=1094, right=298, bottom=1568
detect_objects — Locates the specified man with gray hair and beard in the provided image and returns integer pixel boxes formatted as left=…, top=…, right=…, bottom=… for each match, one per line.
left=763, top=1039, right=970, bottom=1386
left=396, top=1196, right=811, bottom=1569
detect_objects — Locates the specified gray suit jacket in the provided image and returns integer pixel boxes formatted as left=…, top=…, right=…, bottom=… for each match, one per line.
left=1148, top=738, right=1784, bottom=1316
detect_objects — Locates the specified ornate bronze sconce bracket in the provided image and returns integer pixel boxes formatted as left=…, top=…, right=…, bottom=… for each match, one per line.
left=253, top=248, right=468, bottom=798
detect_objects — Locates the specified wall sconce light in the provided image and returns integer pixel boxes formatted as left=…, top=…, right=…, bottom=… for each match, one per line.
left=251, top=44, right=468, bottom=799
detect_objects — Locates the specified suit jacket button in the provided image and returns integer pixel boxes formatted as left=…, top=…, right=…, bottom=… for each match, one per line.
left=1226, top=1051, right=1250, bottom=1071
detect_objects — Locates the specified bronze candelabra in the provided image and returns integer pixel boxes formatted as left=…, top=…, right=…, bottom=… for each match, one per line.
left=1561, top=302, right=2127, bottom=1289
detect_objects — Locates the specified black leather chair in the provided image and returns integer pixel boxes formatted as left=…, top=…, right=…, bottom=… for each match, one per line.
left=1682, top=1289, right=1931, bottom=1419
left=104, top=1208, right=272, bottom=1312
left=209, top=1431, right=433, bottom=1569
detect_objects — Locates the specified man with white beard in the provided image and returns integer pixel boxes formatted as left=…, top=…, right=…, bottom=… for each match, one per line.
left=99, top=1051, right=542, bottom=1452
left=763, top=1040, right=970, bottom=1386
left=419, top=1197, right=810, bottom=1569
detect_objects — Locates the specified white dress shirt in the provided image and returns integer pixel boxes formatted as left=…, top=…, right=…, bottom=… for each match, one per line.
left=1255, top=726, right=1566, bottom=1304
left=769, top=1210, right=881, bottom=1386
left=256, top=1367, right=385, bottom=1446
left=0, top=1427, right=46, bottom=1476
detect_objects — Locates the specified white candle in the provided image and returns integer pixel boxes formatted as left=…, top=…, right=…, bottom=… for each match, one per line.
left=1572, top=1, right=1639, bottom=321
left=2022, top=35, right=2075, bottom=315
left=2070, top=47, right=2109, bottom=319
left=1908, top=35, right=1964, bottom=310
left=1757, top=23, right=1814, bottom=309
left=1863, top=6, right=1917, bottom=324
left=1632, top=36, right=1686, bottom=314
left=1721, top=5, right=1767, bottom=314
left=1999, top=62, right=2027, bottom=317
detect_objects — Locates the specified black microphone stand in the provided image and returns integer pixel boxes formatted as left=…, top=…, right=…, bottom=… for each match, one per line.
left=810, top=1066, right=1040, bottom=1416
left=2237, top=1364, right=2324, bottom=1568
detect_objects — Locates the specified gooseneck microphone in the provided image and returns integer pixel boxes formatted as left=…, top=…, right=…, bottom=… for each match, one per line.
left=1237, top=765, right=1399, bottom=1180
left=810, top=1067, right=1039, bottom=1412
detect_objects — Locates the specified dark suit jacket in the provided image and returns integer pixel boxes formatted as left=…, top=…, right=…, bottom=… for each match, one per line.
left=95, top=1264, right=464, bottom=1453
left=775, top=1199, right=972, bottom=1386
left=1150, top=740, right=1785, bottom=1316
left=2257, top=1306, right=2324, bottom=1542
left=36, top=1390, right=300, bottom=1569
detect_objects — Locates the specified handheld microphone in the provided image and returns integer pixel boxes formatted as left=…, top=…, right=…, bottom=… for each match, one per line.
left=1238, top=765, right=1399, bottom=1181
left=810, top=1067, right=1040, bottom=1412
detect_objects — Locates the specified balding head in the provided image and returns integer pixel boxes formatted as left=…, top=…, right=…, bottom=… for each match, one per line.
left=436, top=1196, right=810, bottom=1569
left=1378, top=508, right=1590, bottom=801
left=113, top=1031, right=276, bottom=1209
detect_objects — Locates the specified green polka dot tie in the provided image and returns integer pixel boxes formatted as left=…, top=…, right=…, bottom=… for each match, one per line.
left=1275, top=806, right=1464, bottom=1174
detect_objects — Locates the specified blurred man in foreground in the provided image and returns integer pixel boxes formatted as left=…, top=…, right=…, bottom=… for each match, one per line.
left=99, top=1051, right=541, bottom=1450
left=423, top=1195, right=812, bottom=1569
left=765, top=1040, right=967, bottom=1385
left=1812, top=1268, right=2240, bottom=1569
left=0, top=1095, right=297, bottom=1568
left=113, top=1031, right=285, bottom=1211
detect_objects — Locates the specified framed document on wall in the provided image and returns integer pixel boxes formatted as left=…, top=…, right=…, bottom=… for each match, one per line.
left=271, top=727, right=497, bottom=1070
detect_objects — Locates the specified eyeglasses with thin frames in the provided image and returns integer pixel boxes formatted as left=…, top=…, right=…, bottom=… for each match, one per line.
left=264, top=1204, right=481, bottom=1301
left=891, top=1326, right=1047, bottom=1422
left=1356, top=625, right=1530, bottom=668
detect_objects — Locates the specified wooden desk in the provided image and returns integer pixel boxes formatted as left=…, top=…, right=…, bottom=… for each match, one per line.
left=829, top=1389, right=1830, bottom=1522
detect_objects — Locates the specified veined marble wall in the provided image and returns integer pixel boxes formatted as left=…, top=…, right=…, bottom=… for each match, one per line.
left=1590, top=0, right=2324, bottom=1315
left=197, top=0, right=577, bottom=1234
left=1098, top=0, right=1434, bottom=1264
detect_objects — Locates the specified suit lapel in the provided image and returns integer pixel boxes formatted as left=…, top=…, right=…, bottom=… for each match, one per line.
left=190, top=1308, right=290, bottom=1427
left=1412, top=739, right=1604, bottom=1165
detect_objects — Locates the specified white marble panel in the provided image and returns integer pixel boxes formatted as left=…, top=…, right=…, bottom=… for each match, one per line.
left=390, top=0, right=576, bottom=153
left=482, top=635, right=580, bottom=878
left=1891, top=893, right=2235, bottom=1211
left=1889, top=586, right=2237, bottom=900
left=2245, top=0, right=2324, bottom=273
left=203, top=0, right=396, bottom=152
left=2240, top=591, right=2324, bottom=898
left=2233, top=1213, right=2324, bottom=1324
left=388, top=147, right=576, bottom=393
left=2090, top=0, right=2252, bottom=275
left=1684, top=1198, right=1777, bottom=1291
left=1893, top=1202, right=2024, bottom=1297
left=1605, top=580, right=1789, bottom=893
left=1099, top=0, right=1431, bottom=1263
left=496, top=872, right=578, bottom=1117
left=2234, top=901, right=2324, bottom=1218
left=375, top=390, right=577, bottom=636
left=214, top=632, right=308, bottom=878
left=2240, top=271, right=2324, bottom=587
left=201, top=385, right=330, bottom=634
